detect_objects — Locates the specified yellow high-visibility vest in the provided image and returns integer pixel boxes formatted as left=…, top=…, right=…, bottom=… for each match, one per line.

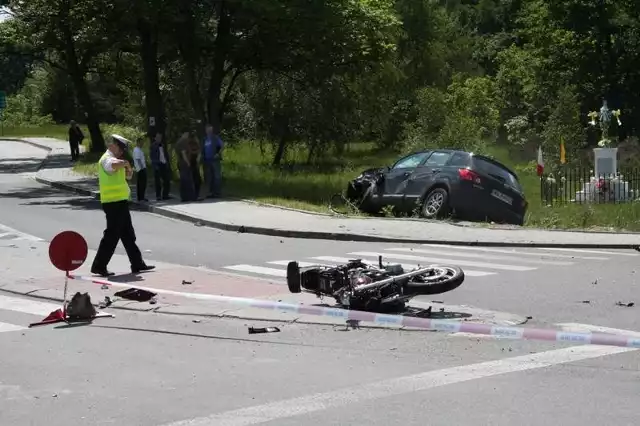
left=98, top=152, right=130, bottom=203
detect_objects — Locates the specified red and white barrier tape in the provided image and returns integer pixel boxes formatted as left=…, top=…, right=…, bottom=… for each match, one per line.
left=69, top=274, right=640, bottom=349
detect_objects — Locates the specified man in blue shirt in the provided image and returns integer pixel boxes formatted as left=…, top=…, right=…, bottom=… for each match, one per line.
left=202, top=124, right=223, bottom=198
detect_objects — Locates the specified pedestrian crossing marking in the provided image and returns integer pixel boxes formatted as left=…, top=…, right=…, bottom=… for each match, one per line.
left=349, top=251, right=536, bottom=271
left=421, top=244, right=609, bottom=260
left=222, top=244, right=632, bottom=281
left=224, top=265, right=287, bottom=277
left=0, top=295, right=60, bottom=316
left=387, top=247, right=574, bottom=266
left=539, top=248, right=639, bottom=257
left=310, top=256, right=496, bottom=277
left=0, top=322, right=26, bottom=333
left=0, top=223, right=43, bottom=242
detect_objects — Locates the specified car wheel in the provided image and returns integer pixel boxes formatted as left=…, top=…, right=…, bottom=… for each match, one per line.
left=421, top=188, right=449, bottom=219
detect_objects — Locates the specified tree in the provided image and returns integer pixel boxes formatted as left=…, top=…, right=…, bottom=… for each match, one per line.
left=171, top=0, right=399, bottom=134
left=6, top=0, right=119, bottom=152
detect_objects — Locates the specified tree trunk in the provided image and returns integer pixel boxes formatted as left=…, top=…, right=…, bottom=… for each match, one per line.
left=75, top=78, right=104, bottom=153
left=206, top=0, right=232, bottom=133
left=60, top=22, right=105, bottom=152
left=138, top=18, right=166, bottom=139
left=273, top=136, right=287, bottom=166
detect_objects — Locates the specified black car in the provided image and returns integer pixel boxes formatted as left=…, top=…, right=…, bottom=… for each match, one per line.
left=346, top=149, right=528, bottom=226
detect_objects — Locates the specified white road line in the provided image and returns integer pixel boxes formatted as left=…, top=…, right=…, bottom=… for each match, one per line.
left=0, top=322, right=26, bottom=333
left=421, top=244, right=608, bottom=260
left=348, top=251, right=536, bottom=272
left=311, top=256, right=496, bottom=277
left=386, top=247, right=574, bottom=266
left=160, top=345, right=634, bottom=426
left=558, top=323, right=640, bottom=338
left=0, top=223, right=43, bottom=242
left=538, top=248, right=639, bottom=257
left=0, top=294, right=62, bottom=316
left=223, top=265, right=286, bottom=278
left=268, top=261, right=326, bottom=268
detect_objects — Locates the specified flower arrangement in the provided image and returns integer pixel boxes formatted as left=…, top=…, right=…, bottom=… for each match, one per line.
left=588, top=101, right=622, bottom=147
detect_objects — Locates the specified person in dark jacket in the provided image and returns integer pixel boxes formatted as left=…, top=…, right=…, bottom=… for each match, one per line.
left=202, top=124, right=224, bottom=198
left=68, top=121, right=84, bottom=161
left=174, top=132, right=199, bottom=202
left=149, top=132, right=171, bottom=201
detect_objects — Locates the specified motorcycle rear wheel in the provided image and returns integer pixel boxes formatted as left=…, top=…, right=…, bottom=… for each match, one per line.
left=405, top=266, right=464, bottom=296
left=286, top=261, right=302, bottom=293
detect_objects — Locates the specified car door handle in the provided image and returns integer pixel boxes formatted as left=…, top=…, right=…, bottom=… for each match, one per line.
left=432, top=169, right=441, bottom=173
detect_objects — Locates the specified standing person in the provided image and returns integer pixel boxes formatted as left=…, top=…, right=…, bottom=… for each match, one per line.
left=68, top=121, right=84, bottom=161
left=202, top=124, right=224, bottom=198
left=132, top=138, right=149, bottom=202
left=188, top=131, right=202, bottom=200
left=175, top=132, right=196, bottom=202
left=150, top=132, right=171, bottom=201
left=90, top=134, right=155, bottom=277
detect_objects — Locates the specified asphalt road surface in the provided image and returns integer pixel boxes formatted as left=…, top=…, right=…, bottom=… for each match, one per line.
left=2, top=140, right=640, bottom=425
left=0, top=141, right=639, bottom=328
left=0, top=293, right=639, bottom=426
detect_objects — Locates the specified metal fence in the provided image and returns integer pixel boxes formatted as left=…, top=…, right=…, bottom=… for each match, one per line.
left=540, top=168, right=640, bottom=205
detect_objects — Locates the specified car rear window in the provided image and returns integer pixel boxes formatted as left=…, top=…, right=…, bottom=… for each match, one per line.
left=473, top=158, right=522, bottom=192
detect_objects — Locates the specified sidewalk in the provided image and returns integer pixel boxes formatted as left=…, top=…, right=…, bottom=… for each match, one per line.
left=0, top=238, right=526, bottom=330
left=9, top=137, right=640, bottom=248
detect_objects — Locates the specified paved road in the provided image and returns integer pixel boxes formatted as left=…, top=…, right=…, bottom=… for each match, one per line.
left=1, top=141, right=640, bottom=329
left=2, top=141, right=640, bottom=425
left=0, top=292, right=639, bottom=426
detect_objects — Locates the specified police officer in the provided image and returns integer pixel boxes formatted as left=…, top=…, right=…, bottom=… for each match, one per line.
left=90, top=134, right=155, bottom=277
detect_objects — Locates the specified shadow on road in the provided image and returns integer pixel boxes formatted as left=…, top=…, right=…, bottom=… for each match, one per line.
left=0, top=184, right=102, bottom=212
left=0, top=157, right=43, bottom=174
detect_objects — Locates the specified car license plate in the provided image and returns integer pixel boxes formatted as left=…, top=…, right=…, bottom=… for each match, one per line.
left=491, top=189, right=513, bottom=205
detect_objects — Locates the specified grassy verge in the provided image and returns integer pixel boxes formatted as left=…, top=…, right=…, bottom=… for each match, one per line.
left=0, top=124, right=88, bottom=141
left=10, top=124, right=640, bottom=231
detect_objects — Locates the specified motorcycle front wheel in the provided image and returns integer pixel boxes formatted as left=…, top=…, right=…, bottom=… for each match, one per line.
left=405, top=266, right=465, bottom=296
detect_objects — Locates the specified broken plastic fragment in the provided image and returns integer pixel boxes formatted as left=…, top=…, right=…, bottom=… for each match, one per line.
left=248, top=327, right=280, bottom=334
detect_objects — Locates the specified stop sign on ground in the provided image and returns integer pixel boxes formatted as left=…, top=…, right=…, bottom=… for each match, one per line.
left=49, top=231, right=88, bottom=272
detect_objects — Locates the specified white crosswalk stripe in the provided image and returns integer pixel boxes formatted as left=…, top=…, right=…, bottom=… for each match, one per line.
left=0, top=223, right=43, bottom=242
left=536, top=247, right=640, bottom=257
left=349, top=251, right=536, bottom=271
left=310, top=256, right=496, bottom=277
left=222, top=244, right=638, bottom=283
left=386, top=247, right=574, bottom=266
left=420, top=244, right=609, bottom=260
left=0, top=294, right=63, bottom=335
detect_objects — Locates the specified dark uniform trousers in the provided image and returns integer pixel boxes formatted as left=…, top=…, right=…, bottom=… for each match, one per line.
left=92, top=200, right=144, bottom=269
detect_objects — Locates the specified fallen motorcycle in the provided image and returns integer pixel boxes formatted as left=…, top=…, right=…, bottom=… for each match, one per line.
left=286, top=256, right=464, bottom=312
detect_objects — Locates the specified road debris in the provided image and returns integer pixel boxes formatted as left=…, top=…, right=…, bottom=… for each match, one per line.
left=248, top=326, right=280, bottom=334
left=98, top=296, right=112, bottom=309
left=615, top=301, right=635, bottom=308
left=182, top=280, right=193, bottom=285
left=581, top=300, right=591, bottom=304
left=345, top=319, right=361, bottom=330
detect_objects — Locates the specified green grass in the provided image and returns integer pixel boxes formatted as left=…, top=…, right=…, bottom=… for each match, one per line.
left=8, top=124, right=640, bottom=231
left=1, top=123, right=82, bottom=140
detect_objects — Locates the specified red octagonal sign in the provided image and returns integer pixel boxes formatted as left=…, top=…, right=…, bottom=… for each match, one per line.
left=49, top=231, right=88, bottom=272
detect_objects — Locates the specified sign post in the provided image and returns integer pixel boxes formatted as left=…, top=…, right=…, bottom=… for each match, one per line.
left=29, top=231, right=114, bottom=327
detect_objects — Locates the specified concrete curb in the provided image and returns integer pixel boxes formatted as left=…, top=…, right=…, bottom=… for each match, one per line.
left=12, top=137, right=640, bottom=249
